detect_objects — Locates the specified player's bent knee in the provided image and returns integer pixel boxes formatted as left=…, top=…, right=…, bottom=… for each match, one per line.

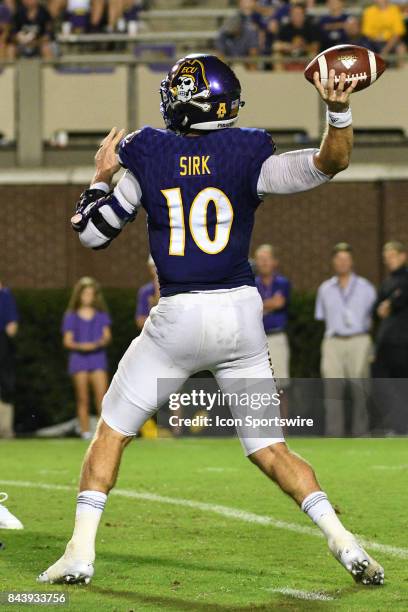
left=101, top=379, right=154, bottom=437
left=93, top=419, right=134, bottom=449
left=102, top=416, right=133, bottom=438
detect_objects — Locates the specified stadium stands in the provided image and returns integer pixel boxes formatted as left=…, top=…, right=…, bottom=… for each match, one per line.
left=0, top=0, right=406, bottom=61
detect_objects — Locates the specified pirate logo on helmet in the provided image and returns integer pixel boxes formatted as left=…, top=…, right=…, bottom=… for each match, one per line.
left=171, top=59, right=211, bottom=112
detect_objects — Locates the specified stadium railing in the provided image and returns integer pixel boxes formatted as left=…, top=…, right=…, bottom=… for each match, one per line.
left=57, top=31, right=217, bottom=43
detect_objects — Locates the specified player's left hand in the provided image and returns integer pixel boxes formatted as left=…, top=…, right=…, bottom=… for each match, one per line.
left=94, top=127, right=125, bottom=182
left=313, top=69, right=358, bottom=113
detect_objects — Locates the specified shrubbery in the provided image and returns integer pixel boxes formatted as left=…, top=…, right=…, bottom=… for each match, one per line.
left=11, top=289, right=324, bottom=431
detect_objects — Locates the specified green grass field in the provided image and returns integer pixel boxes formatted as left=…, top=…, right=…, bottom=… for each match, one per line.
left=0, top=437, right=407, bottom=611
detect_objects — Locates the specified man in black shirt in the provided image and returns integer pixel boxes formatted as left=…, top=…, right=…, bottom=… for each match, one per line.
left=10, top=0, right=53, bottom=58
left=273, top=3, right=319, bottom=70
left=372, top=241, right=408, bottom=433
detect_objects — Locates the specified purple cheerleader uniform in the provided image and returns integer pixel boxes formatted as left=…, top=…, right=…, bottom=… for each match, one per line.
left=62, top=310, right=111, bottom=375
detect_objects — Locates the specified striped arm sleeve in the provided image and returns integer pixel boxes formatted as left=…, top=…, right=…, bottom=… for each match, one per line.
left=257, top=149, right=330, bottom=196
left=79, top=170, right=142, bottom=249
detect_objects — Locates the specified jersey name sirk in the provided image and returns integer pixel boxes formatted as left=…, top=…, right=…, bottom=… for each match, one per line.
left=119, top=126, right=274, bottom=297
left=179, top=155, right=211, bottom=176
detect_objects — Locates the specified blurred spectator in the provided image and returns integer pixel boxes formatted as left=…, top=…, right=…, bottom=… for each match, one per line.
left=240, top=0, right=266, bottom=30
left=241, top=0, right=270, bottom=52
left=0, top=280, right=18, bottom=439
left=266, top=1, right=290, bottom=39
left=135, top=255, right=159, bottom=331
left=66, top=0, right=93, bottom=34
left=216, top=0, right=261, bottom=64
left=64, top=0, right=95, bottom=34
left=318, top=0, right=349, bottom=50
left=259, top=0, right=318, bottom=13
left=362, top=0, right=406, bottom=62
left=266, top=0, right=308, bottom=37
left=254, top=244, right=291, bottom=415
left=315, top=243, right=376, bottom=436
left=0, top=1, right=12, bottom=59
left=62, top=277, right=112, bottom=439
left=9, top=0, right=53, bottom=58
left=253, top=0, right=278, bottom=53
left=344, top=16, right=375, bottom=49
left=373, top=241, right=408, bottom=375
left=49, top=0, right=104, bottom=34
left=372, top=241, right=408, bottom=433
left=255, top=0, right=278, bottom=20
left=108, top=0, right=147, bottom=33
left=273, top=2, right=319, bottom=70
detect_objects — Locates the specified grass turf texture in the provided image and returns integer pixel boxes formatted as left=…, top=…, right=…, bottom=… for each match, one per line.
left=0, top=437, right=406, bottom=611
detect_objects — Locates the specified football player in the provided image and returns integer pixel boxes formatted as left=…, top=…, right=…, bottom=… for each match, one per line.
left=38, top=54, right=384, bottom=586
left=0, top=492, right=23, bottom=529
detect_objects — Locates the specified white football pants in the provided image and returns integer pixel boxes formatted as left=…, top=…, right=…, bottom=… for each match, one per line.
left=102, top=285, right=285, bottom=455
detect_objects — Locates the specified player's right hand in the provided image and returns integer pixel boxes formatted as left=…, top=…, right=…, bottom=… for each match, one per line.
left=94, top=127, right=125, bottom=183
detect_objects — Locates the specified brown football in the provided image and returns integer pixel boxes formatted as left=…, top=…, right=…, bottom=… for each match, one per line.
left=304, top=44, right=386, bottom=92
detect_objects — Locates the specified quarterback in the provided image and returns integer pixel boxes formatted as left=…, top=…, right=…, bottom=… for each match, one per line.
left=38, top=54, right=384, bottom=586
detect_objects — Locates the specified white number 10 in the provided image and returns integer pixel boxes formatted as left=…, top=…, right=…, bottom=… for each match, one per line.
left=161, top=187, right=234, bottom=256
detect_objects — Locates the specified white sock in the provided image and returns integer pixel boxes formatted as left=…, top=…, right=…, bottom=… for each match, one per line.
left=301, top=491, right=350, bottom=543
left=67, top=490, right=107, bottom=562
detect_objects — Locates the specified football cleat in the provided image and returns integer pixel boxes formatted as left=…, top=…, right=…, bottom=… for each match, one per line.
left=329, top=532, right=384, bottom=585
left=37, top=544, right=94, bottom=585
left=0, top=493, right=24, bottom=530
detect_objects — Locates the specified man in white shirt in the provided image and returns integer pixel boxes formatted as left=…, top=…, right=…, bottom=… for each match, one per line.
left=315, top=242, right=377, bottom=436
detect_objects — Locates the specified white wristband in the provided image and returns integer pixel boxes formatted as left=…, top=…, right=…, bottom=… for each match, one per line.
left=327, top=108, right=352, bottom=129
left=90, top=181, right=110, bottom=192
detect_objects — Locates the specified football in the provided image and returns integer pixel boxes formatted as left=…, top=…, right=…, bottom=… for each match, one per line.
left=304, top=44, right=386, bottom=92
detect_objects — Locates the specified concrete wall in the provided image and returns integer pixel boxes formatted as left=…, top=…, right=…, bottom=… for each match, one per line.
left=351, top=65, right=408, bottom=134
left=134, top=63, right=407, bottom=138
left=0, top=66, right=15, bottom=140
left=1, top=63, right=406, bottom=143
left=42, top=66, right=129, bottom=139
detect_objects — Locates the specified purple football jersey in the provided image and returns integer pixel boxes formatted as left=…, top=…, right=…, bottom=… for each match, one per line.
left=119, top=127, right=275, bottom=296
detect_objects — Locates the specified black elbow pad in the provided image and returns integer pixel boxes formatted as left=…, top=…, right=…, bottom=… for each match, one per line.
left=91, top=209, right=122, bottom=241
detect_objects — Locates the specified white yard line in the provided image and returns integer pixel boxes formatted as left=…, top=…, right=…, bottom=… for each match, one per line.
left=267, top=588, right=334, bottom=601
left=1, top=479, right=407, bottom=559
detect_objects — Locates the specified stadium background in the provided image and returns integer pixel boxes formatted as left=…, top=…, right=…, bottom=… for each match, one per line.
left=1, top=0, right=408, bottom=429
